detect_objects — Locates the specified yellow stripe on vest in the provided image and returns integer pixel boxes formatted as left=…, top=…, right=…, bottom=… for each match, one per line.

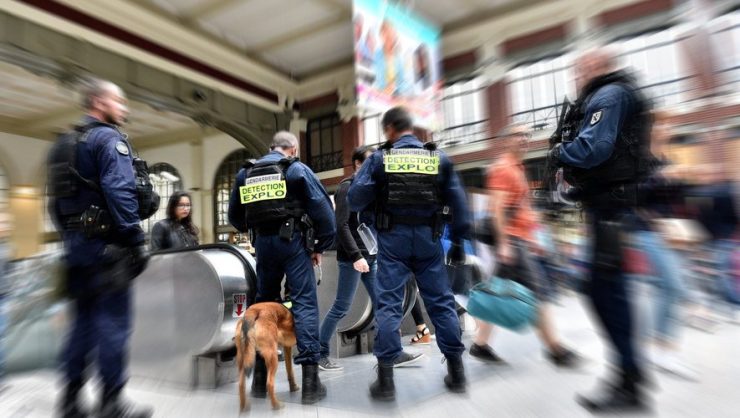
left=239, top=180, right=287, bottom=204
left=384, top=153, right=440, bottom=175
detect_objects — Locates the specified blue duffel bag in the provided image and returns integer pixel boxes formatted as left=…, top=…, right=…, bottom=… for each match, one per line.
left=466, top=277, right=538, bottom=331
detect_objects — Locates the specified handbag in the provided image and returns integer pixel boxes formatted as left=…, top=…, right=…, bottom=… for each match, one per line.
left=466, top=276, right=538, bottom=331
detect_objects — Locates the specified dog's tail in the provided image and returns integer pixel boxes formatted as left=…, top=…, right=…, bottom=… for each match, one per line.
left=235, top=314, right=254, bottom=379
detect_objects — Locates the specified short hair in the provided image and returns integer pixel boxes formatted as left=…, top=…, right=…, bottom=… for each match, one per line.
left=352, top=145, right=375, bottom=165
left=381, top=107, right=413, bottom=132
left=81, top=78, right=119, bottom=110
left=270, top=131, right=298, bottom=150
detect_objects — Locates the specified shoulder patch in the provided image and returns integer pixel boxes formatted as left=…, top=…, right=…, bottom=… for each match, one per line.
left=590, top=110, right=603, bottom=126
left=115, top=141, right=130, bottom=156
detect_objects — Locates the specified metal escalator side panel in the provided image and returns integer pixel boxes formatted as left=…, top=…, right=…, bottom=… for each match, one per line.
left=198, top=248, right=251, bottom=352
left=129, top=250, right=224, bottom=384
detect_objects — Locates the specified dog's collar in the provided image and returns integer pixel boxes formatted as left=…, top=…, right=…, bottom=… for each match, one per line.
left=282, top=301, right=293, bottom=310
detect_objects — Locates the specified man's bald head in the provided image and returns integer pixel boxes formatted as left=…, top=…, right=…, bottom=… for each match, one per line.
left=82, top=79, right=121, bottom=109
left=575, top=48, right=618, bottom=92
left=82, top=78, right=129, bottom=126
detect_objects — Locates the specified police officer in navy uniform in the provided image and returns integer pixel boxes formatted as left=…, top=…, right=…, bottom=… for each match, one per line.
left=348, top=107, right=470, bottom=401
left=228, top=131, right=336, bottom=404
left=549, top=50, right=654, bottom=412
left=48, top=79, right=153, bottom=418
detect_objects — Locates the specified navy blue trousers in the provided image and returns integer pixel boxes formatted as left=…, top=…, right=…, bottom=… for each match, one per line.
left=62, top=265, right=132, bottom=392
left=254, top=232, right=320, bottom=364
left=374, top=225, right=465, bottom=364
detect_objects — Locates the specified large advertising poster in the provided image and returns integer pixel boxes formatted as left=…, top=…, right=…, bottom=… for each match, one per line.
left=353, top=0, right=442, bottom=129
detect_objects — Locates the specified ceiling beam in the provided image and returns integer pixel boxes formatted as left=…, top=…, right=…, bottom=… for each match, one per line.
left=16, top=105, right=82, bottom=130
left=0, top=114, right=57, bottom=140
left=296, top=57, right=354, bottom=81
left=133, top=125, right=218, bottom=149
left=183, top=0, right=246, bottom=21
left=442, top=0, right=549, bottom=33
left=250, top=13, right=350, bottom=54
left=118, top=0, right=291, bottom=78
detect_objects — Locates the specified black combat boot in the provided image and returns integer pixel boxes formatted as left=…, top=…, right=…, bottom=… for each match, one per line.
left=301, top=364, right=327, bottom=404
left=98, top=387, right=153, bottom=418
left=369, top=363, right=395, bottom=401
left=56, top=380, right=87, bottom=418
left=251, top=354, right=267, bottom=398
left=576, top=369, right=648, bottom=413
left=443, top=355, right=467, bottom=393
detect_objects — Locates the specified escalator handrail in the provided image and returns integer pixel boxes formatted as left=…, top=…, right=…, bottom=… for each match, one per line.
left=152, top=243, right=257, bottom=303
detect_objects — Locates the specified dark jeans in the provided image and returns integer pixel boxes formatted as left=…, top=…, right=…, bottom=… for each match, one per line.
left=319, top=259, right=377, bottom=358
left=586, top=212, right=640, bottom=375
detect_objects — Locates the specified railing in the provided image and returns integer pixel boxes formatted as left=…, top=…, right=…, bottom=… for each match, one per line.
left=511, top=104, right=563, bottom=133
left=433, top=120, right=490, bottom=148
left=309, top=151, right=344, bottom=173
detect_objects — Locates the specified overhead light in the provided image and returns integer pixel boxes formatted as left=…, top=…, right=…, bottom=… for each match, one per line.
left=11, top=185, right=39, bottom=198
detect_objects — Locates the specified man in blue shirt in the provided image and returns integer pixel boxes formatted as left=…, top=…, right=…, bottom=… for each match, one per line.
left=228, top=131, right=336, bottom=405
left=348, top=107, right=470, bottom=401
left=549, top=50, right=652, bottom=413
left=49, top=79, right=152, bottom=418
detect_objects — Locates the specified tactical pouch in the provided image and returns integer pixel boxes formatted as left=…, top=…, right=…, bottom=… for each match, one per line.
left=375, top=212, right=391, bottom=231
left=133, top=158, right=160, bottom=220
left=279, top=217, right=295, bottom=241
left=432, top=211, right=445, bottom=240
left=81, top=205, right=112, bottom=239
left=301, top=214, right=315, bottom=252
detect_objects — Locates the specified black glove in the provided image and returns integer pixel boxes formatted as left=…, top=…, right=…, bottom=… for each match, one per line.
left=547, top=143, right=564, bottom=168
left=104, top=244, right=149, bottom=291
left=447, top=241, right=466, bottom=266
left=129, top=245, right=150, bottom=279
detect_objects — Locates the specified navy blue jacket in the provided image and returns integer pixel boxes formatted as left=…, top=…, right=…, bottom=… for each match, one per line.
left=52, top=116, right=144, bottom=266
left=228, top=150, right=336, bottom=253
left=559, top=84, right=635, bottom=169
left=347, top=135, right=471, bottom=242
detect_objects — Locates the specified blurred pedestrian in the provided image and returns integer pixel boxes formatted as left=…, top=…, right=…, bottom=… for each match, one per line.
left=471, top=123, right=578, bottom=367
left=549, top=49, right=655, bottom=412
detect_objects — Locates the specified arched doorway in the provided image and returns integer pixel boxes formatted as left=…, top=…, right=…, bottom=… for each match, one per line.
left=212, top=149, right=252, bottom=246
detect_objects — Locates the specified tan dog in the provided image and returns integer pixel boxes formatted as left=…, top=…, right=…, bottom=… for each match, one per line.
left=235, top=301, right=299, bottom=411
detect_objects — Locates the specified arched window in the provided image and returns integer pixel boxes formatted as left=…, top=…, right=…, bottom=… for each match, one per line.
left=142, top=163, right=183, bottom=238
left=213, top=149, right=252, bottom=243
left=508, top=53, right=575, bottom=133
left=306, top=114, right=342, bottom=172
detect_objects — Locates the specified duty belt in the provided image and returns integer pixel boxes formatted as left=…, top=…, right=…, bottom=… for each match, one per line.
left=392, top=215, right=435, bottom=226
left=62, top=214, right=85, bottom=231
left=255, top=222, right=283, bottom=236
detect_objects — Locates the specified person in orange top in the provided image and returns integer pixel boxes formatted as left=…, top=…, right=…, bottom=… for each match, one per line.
left=469, top=123, right=579, bottom=368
